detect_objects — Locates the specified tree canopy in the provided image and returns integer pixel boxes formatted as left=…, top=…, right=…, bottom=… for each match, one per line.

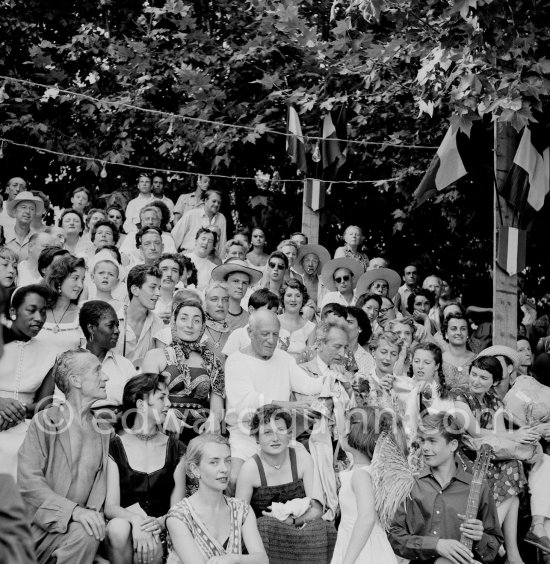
left=0, top=0, right=548, bottom=297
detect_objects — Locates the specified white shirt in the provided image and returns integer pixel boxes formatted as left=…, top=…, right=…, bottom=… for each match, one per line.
left=16, top=260, right=41, bottom=286
left=174, top=192, right=201, bottom=218
left=224, top=348, right=324, bottom=430
left=93, top=350, right=137, bottom=407
left=320, top=291, right=357, bottom=310
left=4, top=225, right=36, bottom=262
left=222, top=325, right=251, bottom=356
left=171, top=206, right=227, bottom=252
left=123, top=194, right=155, bottom=233
left=185, top=252, right=216, bottom=291
left=119, top=231, right=176, bottom=266
left=0, top=205, right=15, bottom=231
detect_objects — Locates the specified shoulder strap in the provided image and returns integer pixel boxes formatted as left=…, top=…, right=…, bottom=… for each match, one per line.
left=252, top=454, right=267, bottom=486
left=289, top=448, right=299, bottom=482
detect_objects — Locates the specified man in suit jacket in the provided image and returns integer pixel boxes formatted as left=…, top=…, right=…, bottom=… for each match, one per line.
left=18, top=350, right=110, bottom=564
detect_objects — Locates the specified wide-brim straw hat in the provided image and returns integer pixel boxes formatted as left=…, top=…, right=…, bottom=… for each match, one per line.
left=7, top=191, right=45, bottom=218
left=211, top=259, right=263, bottom=285
left=294, top=244, right=331, bottom=275
left=355, top=268, right=402, bottom=300
left=475, top=345, right=521, bottom=372
left=321, top=258, right=364, bottom=292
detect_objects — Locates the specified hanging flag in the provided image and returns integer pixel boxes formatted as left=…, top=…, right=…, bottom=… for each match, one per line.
left=303, top=179, right=326, bottom=211
left=413, top=124, right=469, bottom=206
left=286, top=106, right=307, bottom=173
left=497, top=226, right=527, bottom=276
left=499, top=126, right=550, bottom=223
left=321, top=107, right=347, bottom=170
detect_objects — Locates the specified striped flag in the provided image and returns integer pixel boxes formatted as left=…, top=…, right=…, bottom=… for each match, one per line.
left=497, top=226, right=526, bottom=276
left=286, top=106, right=307, bottom=173
left=499, top=126, right=550, bottom=222
left=321, top=108, right=347, bottom=170
left=413, top=124, right=469, bottom=206
left=304, top=179, right=326, bottom=211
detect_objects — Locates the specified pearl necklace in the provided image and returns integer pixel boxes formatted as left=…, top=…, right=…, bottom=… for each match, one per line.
left=134, top=429, right=160, bottom=442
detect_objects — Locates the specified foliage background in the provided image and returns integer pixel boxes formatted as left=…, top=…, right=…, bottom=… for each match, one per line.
left=0, top=0, right=548, bottom=300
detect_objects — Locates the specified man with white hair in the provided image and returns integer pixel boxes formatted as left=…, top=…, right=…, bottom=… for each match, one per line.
left=18, top=350, right=110, bottom=564
left=4, top=191, right=44, bottom=261
left=224, top=309, right=324, bottom=492
left=423, top=274, right=443, bottom=333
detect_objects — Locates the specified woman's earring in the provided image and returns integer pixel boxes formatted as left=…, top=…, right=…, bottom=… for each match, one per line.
left=90, top=331, right=95, bottom=343
left=11, top=314, right=16, bottom=321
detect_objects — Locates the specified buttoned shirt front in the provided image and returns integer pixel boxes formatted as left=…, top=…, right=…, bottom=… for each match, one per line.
left=174, top=192, right=201, bottom=219
left=171, top=206, right=227, bottom=252
left=123, top=193, right=155, bottom=233
left=4, top=225, right=36, bottom=261
left=388, top=461, right=503, bottom=562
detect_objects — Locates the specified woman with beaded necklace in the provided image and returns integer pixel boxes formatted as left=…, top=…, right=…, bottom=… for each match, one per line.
left=141, top=299, right=225, bottom=444
left=201, top=281, right=230, bottom=360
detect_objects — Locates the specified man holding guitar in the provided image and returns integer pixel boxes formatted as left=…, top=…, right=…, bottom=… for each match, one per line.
left=389, top=412, right=503, bottom=564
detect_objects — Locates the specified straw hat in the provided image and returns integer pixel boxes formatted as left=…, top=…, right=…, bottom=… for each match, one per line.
left=211, top=258, right=263, bottom=285
left=294, top=244, right=331, bottom=275
left=476, top=345, right=521, bottom=371
left=7, top=191, right=45, bottom=218
left=354, top=268, right=402, bottom=300
left=320, top=258, right=364, bottom=292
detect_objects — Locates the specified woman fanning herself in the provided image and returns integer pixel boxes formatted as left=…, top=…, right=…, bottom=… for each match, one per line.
left=142, top=299, right=225, bottom=443
left=105, top=373, right=186, bottom=564
left=167, top=433, right=268, bottom=564
left=236, top=405, right=336, bottom=564
left=453, top=356, right=537, bottom=564
left=247, top=227, right=269, bottom=268
left=278, top=279, right=315, bottom=359
left=331, top=407, right=400, bottom=564
left=441, top=312, right=475, bottom=389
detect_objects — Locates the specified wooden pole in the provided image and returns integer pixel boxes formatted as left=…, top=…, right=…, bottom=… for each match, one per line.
left=493, top=123, right=518, bottom=347
left=301, top=179, right=322, bottom=243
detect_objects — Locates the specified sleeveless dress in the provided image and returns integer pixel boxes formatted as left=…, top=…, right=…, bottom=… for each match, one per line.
left=250, top=448, right=337, bottom=564
left=330, top=466, right=397, bottom=564
left=162, top=346, right=224, bottom=444
left=451, top=389, right=527, bottom=504
left=166, top=497, right=250, bottom=563
left=109, top=434, right=186, bottom=517
left=279, top=320, right=316, bottom=359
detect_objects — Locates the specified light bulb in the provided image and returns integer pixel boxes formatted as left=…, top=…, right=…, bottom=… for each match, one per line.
left=312, top=143, right=321, bottom=163
left=100, top=163, right=107, bottom=178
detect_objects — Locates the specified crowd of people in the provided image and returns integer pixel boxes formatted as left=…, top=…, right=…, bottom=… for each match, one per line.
left=0, top=173, right=550, bottom=564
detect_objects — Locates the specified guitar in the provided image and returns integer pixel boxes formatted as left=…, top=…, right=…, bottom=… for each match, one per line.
left=459, top=444, right=493, bottom=551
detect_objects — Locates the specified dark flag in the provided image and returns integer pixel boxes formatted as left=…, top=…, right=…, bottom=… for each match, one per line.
left=286, top=106, right=307, bottom=173
left=321, top=107, right=347, bottom=170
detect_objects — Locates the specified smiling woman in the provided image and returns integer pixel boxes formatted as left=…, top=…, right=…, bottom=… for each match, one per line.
left=0, top=284, right=58, bottom=477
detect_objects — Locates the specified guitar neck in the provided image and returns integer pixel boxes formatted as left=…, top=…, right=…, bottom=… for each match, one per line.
left=460, top=479, right=482, bottom=550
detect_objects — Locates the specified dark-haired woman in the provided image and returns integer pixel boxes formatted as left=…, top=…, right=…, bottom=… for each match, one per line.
left=441, top=312, right=475, bottom=389
left=38, top=255, right=86, bottom=355
left=278, top=279, right=315, bottom=359
left=347, top=306, right=375, bottom=377
left=142, top=299, right=225, bottom=443
left=106, top=204, right=127, bottom=248
left=403, top=343, right=454, bottom=440
left=59, top=208, right=90, bottom=258
left=105, top=374, right=186, bottom=564
left=0, top=284, right=57, bottom=477
left=80, top=301, right=136, bottom=414
left=453, top=356, right=535, bottom=564
left=236, top=405, right=336, bottom=564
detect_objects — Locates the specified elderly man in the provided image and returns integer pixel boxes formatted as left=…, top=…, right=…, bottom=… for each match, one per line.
left=423, top=274, right=443, bottom=332
left=18, top=349, right=110, bottom=564
left=294, top=243, right=330, bottom=313
left=225, top=309, right=325, bottom=491
left=172, top=188, right=226, bottom=253
left=4, top=191, right=44, bottom=261
left=211, top=258, right=262, bottom=332
left=0, top=176, right=26, bottom=230
left=136, top=226, right=164, bottom=267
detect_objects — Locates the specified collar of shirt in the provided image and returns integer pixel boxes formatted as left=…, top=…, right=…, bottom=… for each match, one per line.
left=200, top=206, right=218, bottom=225
left=316, top=355, right=331, bottom=376
left=3, top=225, right=34, bottom=244
left=418, top=459, right=472, bottom=487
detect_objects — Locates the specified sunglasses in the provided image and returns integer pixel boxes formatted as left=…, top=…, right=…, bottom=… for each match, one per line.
left=268, top=262, right=285, bottom=271
left=334, top=275, right=350, bottom=283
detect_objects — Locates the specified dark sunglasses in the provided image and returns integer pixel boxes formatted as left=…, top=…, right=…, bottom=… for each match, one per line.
left=268, top=262, right=285, bottom=271
left=334, top=275, right=350, bottom=283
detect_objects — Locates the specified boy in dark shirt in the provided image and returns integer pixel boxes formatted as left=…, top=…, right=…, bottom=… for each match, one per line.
left=389, top=412, right=503, bottom=563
